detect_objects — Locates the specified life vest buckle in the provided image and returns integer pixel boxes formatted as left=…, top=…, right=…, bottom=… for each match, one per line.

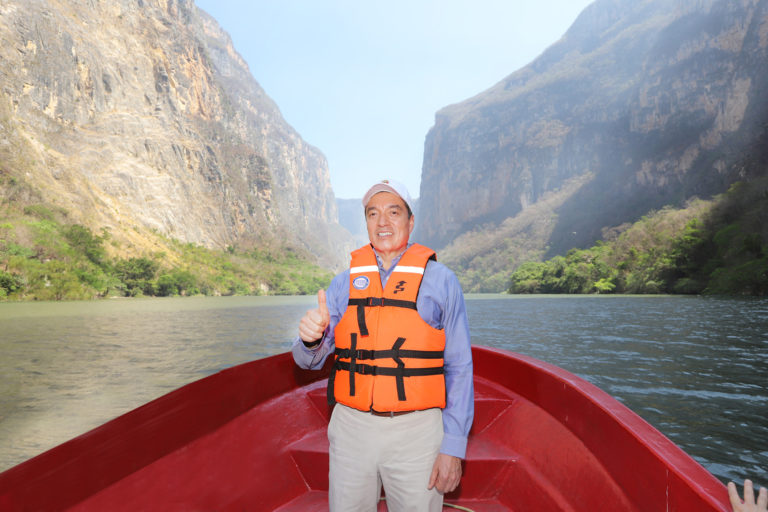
left=366, top=297, right=384, bottom=307
left=356, top=349, right=375, bottom=360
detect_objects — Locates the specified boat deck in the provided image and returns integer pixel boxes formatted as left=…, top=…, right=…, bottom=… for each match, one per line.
left=272, top=378, right=522, bottom=511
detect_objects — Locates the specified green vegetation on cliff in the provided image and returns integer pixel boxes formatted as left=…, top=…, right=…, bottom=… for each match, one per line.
left=508, top=178, right=768, bottom=295
left=0, top=186, right=332, bottom=301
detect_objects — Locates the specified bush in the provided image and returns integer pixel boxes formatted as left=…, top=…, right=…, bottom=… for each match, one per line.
left=64, top=224, right=106, bottom=265
left=25, top=261, right=91, bottom=300
left=114, top=257, right=158, bottom=296
left=22, top=204, right=56, bottom=221
left=0, top=270, right=24, bottom=296
left=593, top=278, right=616, bottom=293
left=509, top=261, right=545, bottom=293
left=156, top=269, right=198, bottom=296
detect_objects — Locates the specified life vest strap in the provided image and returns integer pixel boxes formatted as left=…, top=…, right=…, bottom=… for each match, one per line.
left=348, top=333, right=358, bottom=397
left=348, top=297, right=417, bottom=336
left=348, top=297, right=418, bottom=309
left=334, top=360, right=445, bottom=377
left=334, top=360, right=444, bottom=402
left=335, top=348, right=444, bottom=360
left=336, top=336, right=443, bottom=401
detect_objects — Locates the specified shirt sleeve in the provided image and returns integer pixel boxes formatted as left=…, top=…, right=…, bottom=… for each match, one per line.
left=420, top=261, right=474, bottom=459
left=291, top=270, right=349, bottom=369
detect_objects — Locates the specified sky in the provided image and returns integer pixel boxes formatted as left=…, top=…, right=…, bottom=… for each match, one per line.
left=194, top=1, right=595, bottom=199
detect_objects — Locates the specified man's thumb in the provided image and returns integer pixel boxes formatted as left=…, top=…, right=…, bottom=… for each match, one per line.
left=317, top=289, right=329, bottom=321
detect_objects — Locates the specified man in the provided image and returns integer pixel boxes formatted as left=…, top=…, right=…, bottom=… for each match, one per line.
left=292, top=179, right=474, bottom=511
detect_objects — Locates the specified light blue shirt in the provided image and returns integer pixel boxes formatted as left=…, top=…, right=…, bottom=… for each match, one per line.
left=292, top=246, right=474, bottom=459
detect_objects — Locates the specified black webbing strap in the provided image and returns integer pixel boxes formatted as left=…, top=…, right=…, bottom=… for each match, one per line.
left=348, top=297, right=419, bottom=309
left=391, top=337, right=406, bottom=401
left=348, top=333, right=357, bottom=396
left=347, top=297, right=417, bottom=336
left=356, top=302, right=367, bottom=336
left=335, top=336, right=444, bottom=402
left=334, top=361, right=445, bottom=377
left=326, top=362, right=337, bottom=406
left=334, top=348, right=444, bottom=360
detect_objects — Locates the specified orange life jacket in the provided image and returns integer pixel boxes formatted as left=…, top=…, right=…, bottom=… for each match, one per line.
left=329, top=243, right=446, bottom=412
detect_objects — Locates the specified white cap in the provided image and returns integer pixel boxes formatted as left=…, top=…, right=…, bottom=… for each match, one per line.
left=362, top=179, right=413, bottom=213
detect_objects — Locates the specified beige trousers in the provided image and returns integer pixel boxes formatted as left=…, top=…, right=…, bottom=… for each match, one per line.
left=327, top=404, right=444, bottom=512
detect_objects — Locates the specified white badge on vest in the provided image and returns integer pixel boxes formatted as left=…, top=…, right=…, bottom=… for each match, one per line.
left=352, top=275, right=370, bottom=290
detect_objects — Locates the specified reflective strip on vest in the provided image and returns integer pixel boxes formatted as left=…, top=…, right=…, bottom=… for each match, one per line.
left=350, top=265, right=378, bottom=274
left=392, top=265, right=424, bottom=274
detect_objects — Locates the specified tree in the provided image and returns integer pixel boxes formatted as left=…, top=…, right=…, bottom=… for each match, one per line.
left=508, top=261, right=546, bottom=293
left=0, top=270, right=24, bottom=297
left=63, top=224, right=106, bottom=265
left=114, top=257, right=158, bottom=296
left=156, top=269, right=198, bottom=296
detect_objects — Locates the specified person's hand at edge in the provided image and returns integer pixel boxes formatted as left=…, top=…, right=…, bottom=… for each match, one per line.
left=729, top=479, right=768, bottom=512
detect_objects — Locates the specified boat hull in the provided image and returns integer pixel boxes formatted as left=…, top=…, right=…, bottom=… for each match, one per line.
left=0, top=346, right=729, bottom=511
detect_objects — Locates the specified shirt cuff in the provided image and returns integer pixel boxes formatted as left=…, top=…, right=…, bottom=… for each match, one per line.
left=291, top=335, right=331, bottom=370
left=439, top=432, right=468, bottom=459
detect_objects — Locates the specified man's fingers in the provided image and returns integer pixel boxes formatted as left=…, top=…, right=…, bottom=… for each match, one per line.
left=757, top=486, right=767, bottom=508
left=299, top=307, right=327, bottom=342
left=298, top=321, right=319, bottom=342
left=299, top=319, right=321, bottom=338
left=729, top=482, right=742, bottom=510
left=436, top=474, right=458, bottom=494
left=317, top=289, right=330, bottom=323
left=306, top=308, right=325, bottom=325
left=317, top=288, right=327, bottom=308
left=427, top=464, right=438, bottom=490
left=746, top=480, right=756, bottom=505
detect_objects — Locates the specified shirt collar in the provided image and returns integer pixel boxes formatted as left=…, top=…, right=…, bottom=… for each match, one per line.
left=373, top=242, right=412, bottom=270
left=373, top=242, right=413, bottom=285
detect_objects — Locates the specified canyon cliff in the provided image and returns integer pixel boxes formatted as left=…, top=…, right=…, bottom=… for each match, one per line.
left=0, top=0, right=352, bottom=269
left=418, top=0, right=768, bottom=290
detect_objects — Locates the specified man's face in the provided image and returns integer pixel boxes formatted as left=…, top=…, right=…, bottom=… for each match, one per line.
left=365, top=191, right=414, bottom=256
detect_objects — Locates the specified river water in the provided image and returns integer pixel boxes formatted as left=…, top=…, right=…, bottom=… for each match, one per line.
left=0, top=295, right=766, bottom=486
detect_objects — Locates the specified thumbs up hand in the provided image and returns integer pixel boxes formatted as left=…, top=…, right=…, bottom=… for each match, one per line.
left=299, top=289, right=331, bottom=344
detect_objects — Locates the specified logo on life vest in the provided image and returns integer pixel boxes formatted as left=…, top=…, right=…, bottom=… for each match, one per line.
left=393, top=280, right=407, bottom=294
left=353, top=276, right=370, bottom=290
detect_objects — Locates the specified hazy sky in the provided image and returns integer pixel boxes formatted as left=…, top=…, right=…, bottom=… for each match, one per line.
left=194, top=1, right=595, bottom=199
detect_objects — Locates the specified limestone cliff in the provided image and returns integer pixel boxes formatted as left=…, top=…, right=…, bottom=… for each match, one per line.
left=0, top=0, right=352, bottom=269
left=418, top=0, right=768, bottom=285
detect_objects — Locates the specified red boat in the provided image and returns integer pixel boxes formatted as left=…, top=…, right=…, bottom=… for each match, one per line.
left=0, top=346, right=730, bottom=511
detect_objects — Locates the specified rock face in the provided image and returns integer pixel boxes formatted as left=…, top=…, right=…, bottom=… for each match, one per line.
left=0, top=0, right=352, bottom=268
left=336, top=198, right=369, bottom=248
left=418, top=0, right=768, bottom=264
